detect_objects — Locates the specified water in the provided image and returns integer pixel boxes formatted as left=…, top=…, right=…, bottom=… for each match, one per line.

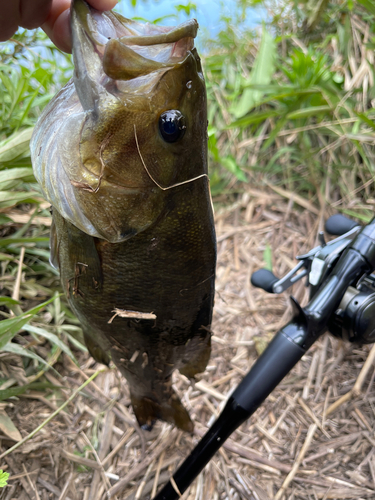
left=117, top=0, right=265, bottom=43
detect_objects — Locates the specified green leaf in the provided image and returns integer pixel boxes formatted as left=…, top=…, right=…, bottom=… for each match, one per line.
left=0, top=167, right=34, bottom=185
left=0, top=214, right=11, bottom=225
left=2, top=342, right=59, bottom=371
left=263, top=244, right=273, bottom=271
left=0, top=191, right=41, bottom=209
left=221, top=156, right=247, bottom=182
left=0, top=297, right=20, bottom=307
left=23, top=324, right=78, bottom=364
left=355, top=111, right=375, bottom=131
left=64, top=331, right=88, bottom=353
left=357, top=0, right=375, bottom=15
left=175, top=3, right=197, bottom=15
left=0, top=253, right=16, bottom=261
left=0, top=128, right=34, bottom=163
left=0, top=470, right=9, bottom=487
left=261, top=116, right=288, bottom=151
left=227, top=109, right=280, bottom=130
left=150, top=14, right=177, bottom=24
left=286, top=105, right=332, bottom=119
left=0, top=236, right=49, bottom=247
left=231, top=26, right=276, bottom=118
left=0, top=382, right=58, bottom=402
left=0, top=296, right=57, bottom=350
left=340, top=209, right=371, bottom=223
left=304, top=0, right=330, bottom=32
left=208, top=127, right=220, bottom=162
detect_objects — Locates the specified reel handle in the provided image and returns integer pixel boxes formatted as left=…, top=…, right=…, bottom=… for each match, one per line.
left=325, top=214, right=359, bottom=236
left=251, top=268, right=279, bottom=293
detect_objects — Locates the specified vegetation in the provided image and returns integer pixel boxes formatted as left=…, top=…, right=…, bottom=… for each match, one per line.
left=0, top=0, right=374, bottom=422
left=206, top=0, right=375, bottom=217
left=0, top=470, right=9, bottom=487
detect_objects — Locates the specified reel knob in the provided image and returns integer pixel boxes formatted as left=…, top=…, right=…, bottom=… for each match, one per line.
left=325, top=214, right=359, bottom=236
left=251, top=269, right=279, bottom=293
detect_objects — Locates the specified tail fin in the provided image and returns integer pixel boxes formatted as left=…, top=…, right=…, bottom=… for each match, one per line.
left=131, top=390, right=193, bottom=432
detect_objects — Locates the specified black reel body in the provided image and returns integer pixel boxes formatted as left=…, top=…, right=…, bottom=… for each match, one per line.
left=306, top=217, right=375, bottom=344
left=251, top=213, right=375, bottom=344
left=328, top=276, right=375, bottom=343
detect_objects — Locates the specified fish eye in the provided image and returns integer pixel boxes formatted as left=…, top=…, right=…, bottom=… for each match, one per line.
left=159, top=110, right=186, bottom=143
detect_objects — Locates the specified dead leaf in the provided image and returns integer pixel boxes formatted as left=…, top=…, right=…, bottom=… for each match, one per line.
left=0, top=411, right=21, bottom=441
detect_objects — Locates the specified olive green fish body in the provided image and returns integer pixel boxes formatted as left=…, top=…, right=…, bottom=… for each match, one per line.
left=53, top=177, right=215, bottom=430
left=31, top=0, right=216, bottom=431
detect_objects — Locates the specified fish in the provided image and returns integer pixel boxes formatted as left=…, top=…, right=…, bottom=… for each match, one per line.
left=30, top=0, right=216, bottom=431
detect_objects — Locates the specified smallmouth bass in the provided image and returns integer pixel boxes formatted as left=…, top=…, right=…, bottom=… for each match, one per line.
left=31, top=0, right=216, bottom=431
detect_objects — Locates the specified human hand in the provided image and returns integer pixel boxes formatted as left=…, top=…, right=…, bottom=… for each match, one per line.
left=0, top=0, right=118, bottom=53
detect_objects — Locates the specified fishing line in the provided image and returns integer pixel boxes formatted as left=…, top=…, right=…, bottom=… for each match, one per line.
left=134, top=124, right=208, bottom=191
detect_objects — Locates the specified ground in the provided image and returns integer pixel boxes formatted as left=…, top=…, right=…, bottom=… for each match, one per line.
left=1, top=188, right=375, bottom=500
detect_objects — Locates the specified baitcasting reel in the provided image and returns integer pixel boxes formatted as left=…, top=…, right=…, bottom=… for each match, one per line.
left=251, top=213, right=375, bottom=344
left=153, top=213, right=375, bottom=500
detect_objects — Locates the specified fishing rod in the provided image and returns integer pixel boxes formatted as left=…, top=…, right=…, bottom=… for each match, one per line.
left=153, top=213, right=375, bottom=500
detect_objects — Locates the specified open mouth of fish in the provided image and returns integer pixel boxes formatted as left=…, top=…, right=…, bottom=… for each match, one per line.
left=72, top=0, right=199, bottom=102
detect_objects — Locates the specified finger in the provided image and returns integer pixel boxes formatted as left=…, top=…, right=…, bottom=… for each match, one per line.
left=45, top=7, right=72, bottom=52
left=43, top=0, right=70, bottom=32
left=42, top=0, right=71, bottom=52
left=87, top=0, right=118, bottom=11
left=19, top=0, right=53, bottom=30
left=0, top=0, right=19, bottom=41
left=43, top=0, right=119, bottom=53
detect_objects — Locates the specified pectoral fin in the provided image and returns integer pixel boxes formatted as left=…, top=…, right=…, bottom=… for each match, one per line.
left=84, top=331, right=110, bottom=366
left=49, top=217, right=60, bottom=270
left=52, top=209, right=103, bottom=293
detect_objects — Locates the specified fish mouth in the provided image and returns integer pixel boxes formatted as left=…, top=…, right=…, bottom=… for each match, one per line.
left=72, top=0, right=198, bottom=83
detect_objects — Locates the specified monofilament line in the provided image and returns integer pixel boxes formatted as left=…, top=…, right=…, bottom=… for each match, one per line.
left=134, top=124, right=208, bottom=191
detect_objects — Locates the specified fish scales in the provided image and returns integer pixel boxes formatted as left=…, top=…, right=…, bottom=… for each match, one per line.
left=31, top=0, right=216, bottom=431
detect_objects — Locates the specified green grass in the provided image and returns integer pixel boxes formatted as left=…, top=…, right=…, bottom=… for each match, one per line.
left=205, top=0, right=375, bottom=213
